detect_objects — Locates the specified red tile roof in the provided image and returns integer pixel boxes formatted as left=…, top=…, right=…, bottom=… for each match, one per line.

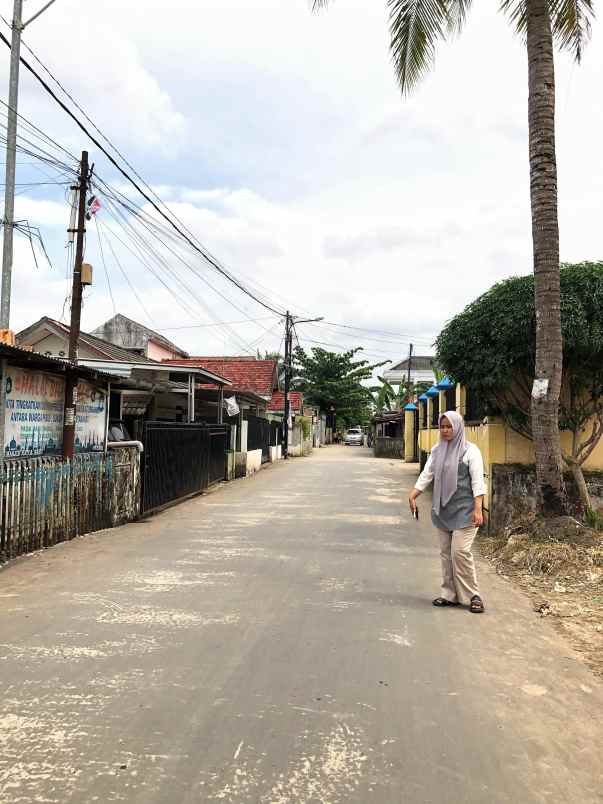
left=267, top=391, right=303, bottom=412
left=163, top=357, right=278, bottom=397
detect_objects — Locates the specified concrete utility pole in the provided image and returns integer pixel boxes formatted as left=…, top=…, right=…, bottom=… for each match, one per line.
left=1, top=0, right=58, bottom=331
left=282, top=312, right=323, bottom=459
left=407, top=343, right=413, bottom=386
left=283, top=312, right=292, bottom=459
left=62, top=150, right=88, bottom=460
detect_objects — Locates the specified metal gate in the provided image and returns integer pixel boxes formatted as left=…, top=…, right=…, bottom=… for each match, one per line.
left=206, top=425, right=230, bottom=485
left=246, top=415, right=272, bottom=463
left=142, top=422, right=230, bottom=514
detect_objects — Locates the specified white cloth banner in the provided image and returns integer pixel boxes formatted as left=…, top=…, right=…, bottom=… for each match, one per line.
left=224, top=395, right=240, bottom=417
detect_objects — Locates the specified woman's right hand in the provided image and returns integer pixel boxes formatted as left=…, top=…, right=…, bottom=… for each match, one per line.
left=408, top=489, right=420, bottom=515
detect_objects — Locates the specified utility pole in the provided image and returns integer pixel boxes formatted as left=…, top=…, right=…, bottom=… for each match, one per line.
left=407, top=343, right=413, bottom=387
left=62, top=150, right=88, bottom=460
left=281, top=312, right=323, bottom=458
left=1, top=0, right=58, bottom=332
left=1, top=0, right=23, bottom=331
left=283, top=311, right=292, bottom=459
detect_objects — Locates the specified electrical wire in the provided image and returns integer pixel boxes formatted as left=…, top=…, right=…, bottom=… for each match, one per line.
left=94, top=216, right=116, bottom=316
left=96, top=218, right=157, bottom=325
left=0, top=28, right=287, bottom=317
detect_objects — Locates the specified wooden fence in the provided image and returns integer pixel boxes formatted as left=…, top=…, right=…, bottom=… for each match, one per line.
left=0, top=447, right=140, bottom=562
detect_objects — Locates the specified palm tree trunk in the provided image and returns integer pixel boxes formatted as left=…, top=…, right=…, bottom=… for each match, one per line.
left=526, top=0, right=568, bottom=516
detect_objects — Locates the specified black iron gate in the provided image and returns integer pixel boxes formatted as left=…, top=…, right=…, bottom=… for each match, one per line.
left=247, top=415, right=273, bottom=463
left=206, top=425, right=230, bottom=485
left=142, top=422, right=230, bottom=514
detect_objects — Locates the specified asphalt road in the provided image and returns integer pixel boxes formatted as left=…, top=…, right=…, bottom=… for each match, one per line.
left=1, top=446, right=602, bottom=804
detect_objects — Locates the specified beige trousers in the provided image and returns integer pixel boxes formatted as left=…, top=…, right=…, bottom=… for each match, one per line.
left=437, top=526, right=480, bottom=604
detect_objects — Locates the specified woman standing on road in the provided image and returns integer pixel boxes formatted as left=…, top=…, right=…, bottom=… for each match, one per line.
left=408, top=411, right=486, bottom=613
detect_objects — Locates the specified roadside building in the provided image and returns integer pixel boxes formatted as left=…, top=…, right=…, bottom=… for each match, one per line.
left=91, top=313, right=188, bottom=361
left=163, top=356, right=283, bottom=472
left=16, top=317, right=230, bottom=440
left=383, top=355, right=437, bottom=386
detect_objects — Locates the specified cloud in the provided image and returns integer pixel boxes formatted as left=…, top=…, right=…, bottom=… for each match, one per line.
left=2, top=0, right=602, bottom=377
left=323, top=223, right=463, bottom=260
left=3, top=1, right=187, bottom=157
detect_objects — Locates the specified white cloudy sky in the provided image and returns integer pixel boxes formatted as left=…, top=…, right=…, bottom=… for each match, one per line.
left=1, top=0, right=602, bottom=369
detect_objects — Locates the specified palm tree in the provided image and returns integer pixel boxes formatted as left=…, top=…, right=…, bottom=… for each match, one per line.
left=312, top=0, right=594, bottom=516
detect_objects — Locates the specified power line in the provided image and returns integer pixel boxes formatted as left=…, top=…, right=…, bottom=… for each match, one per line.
left=157, top=316, right=276, bottom=331
left=96, top=218, right=157, bottom=326
left=0, top=29, right=287, bottom=317
left=1, top=17, right=293, bottom=314
left=94, top=216, right=116, bottom=317
left=320, top=319, right=436, bottom=344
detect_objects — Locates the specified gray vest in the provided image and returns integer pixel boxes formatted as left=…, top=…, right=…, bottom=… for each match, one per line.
left=431, top=457, right=475, bottom=531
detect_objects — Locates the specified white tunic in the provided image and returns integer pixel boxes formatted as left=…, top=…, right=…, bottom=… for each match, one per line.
left=414, top=442, right=486, bottom=498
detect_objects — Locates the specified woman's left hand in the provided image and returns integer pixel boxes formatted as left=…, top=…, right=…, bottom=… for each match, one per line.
left=472, top=508, right=484, bottom=527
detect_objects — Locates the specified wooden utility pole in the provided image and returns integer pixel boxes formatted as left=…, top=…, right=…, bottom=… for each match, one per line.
left=62, top=150, right=89, bottom=459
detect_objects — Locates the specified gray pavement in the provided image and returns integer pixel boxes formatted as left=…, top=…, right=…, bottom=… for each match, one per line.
left=1, top=446, right=602, bottom=804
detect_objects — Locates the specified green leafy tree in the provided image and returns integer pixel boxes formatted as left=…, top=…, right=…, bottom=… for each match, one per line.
left=373, top=377, right=399, bottom=412
left=293, top=346, right=387, bottom=426
left=312, top=0, right=595, bottom=515
left=372, top=377, right=431, bottom=411
left=436, top=262, right=603, bottom=515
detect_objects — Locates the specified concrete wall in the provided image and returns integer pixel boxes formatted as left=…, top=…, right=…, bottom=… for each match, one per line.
left=490, top=464, right=603, bottom=533
left=288, top=422, right=312, bottom=457
left=147, top=339, right=181, bottom=361
left=245, top=449, right=262, bottom=476
left=20, top=333, right=99, bottom=360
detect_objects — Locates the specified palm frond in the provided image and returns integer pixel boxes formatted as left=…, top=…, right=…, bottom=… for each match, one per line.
left=311, top=0, right=331, bottom=10
left=550, top=0, right=594, bottom=62
left=500, top=0, right=594, bottom=61
left=499, top=0, right=528, bottom=36
left=447, top=0, right=474, bottom=34
left=388, top=0, right=453, bottom=94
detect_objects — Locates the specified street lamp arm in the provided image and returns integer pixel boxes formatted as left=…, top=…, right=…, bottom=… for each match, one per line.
left=292, top=316, right=324, bottom=325
left=23, top=0, right=57, bottom=28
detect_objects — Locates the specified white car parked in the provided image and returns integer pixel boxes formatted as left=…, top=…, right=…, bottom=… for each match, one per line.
left=344, top=427, right=364, bottom=446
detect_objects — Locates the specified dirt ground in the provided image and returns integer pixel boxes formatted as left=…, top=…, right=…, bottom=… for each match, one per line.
left=478, top=527, right=603, bottom=679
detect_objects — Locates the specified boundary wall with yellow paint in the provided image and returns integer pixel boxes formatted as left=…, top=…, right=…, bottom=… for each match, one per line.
left=417, top=385, right=603, bottom=518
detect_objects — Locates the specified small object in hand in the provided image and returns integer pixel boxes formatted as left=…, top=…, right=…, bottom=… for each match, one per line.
left=413, top=506, right=419, bottom=520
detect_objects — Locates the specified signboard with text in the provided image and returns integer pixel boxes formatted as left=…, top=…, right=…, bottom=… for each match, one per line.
left=4, top=367, right=107, bottom=458
left=4, top=367, right=65, bottom=457
left=75, top=380, right=106, bottom=453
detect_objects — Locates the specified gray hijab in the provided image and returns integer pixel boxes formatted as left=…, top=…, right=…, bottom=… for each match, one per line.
left=431, top=410, right=467, bottom=514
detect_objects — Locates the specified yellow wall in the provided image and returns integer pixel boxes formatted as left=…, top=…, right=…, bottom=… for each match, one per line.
left=416, top=384, right=603, bottom=517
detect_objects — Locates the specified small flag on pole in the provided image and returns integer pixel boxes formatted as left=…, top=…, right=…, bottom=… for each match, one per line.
left=86, top=195, right=102, bottom=220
